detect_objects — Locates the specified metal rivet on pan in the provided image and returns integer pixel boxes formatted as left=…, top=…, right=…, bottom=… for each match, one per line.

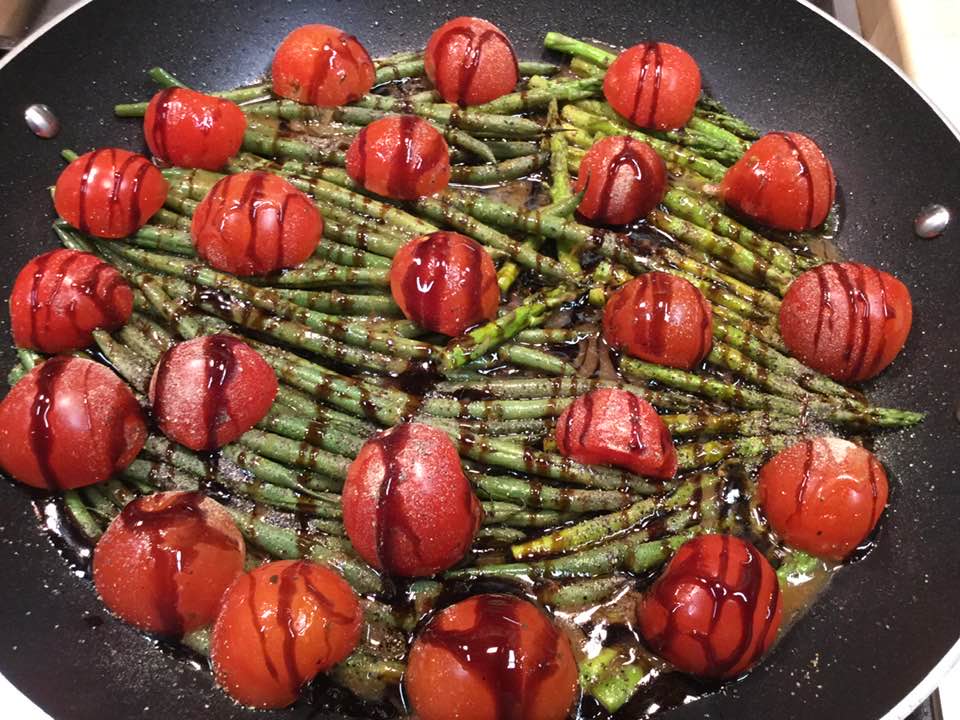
left=24, top=104, right=60, bottom=139
left=914, top=204, right=950, bottom=239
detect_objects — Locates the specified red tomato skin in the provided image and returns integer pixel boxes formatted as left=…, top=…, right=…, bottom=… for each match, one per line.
left=389, top=231, right=499, bottom=336
left=342, top=422, right=482, bottom=577
left=53, top=148, right=168, bottom=239
left=0, top=357, right=146, bottom=490
left=211, top=560, right=362, bottom=709
left=345, top=115, right=451, bottom=200
left=149, top=335, right=278, bottom=451
left=721, top=131, right=836, bottom=231
left=637, top=534, right=783, bottom=679
left=406, top=594, right=579, bottom=720
left=271, top=24, right=375, bottom=106
left=603, top=272, right=713, bottom=369
left=758, top=438, right=889, bottom=561
left=9, top=249, right=133, bottom=353
left=555, top=388, right=677, bottom=479
left=190, top=171, right=322, bottom=276
left=603, top=42, right=701, bottom=130
left=93, top=492, right=245, bottom=635
left=573, top=136, right=666, bottom=225
left=779, top=262, right=912, bottom=382
left=424, top=17, right=520, bottom=106
left=144, top=88, right=247, bottom=171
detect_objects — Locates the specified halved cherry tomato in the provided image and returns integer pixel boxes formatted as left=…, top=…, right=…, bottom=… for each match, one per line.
left=779, top=262, right=912, bottom=382
left=406, top=594, right=579, bottom=720
left=424, top=17, right=519, bottom=106
left=574, top=135, right=666, bottom=225
left=758, top=437, right=889, bottom=561
left=211, top=559, right=362, bottom=709
left=144, top=88, right=246, bottom=170
left=93, top=491, right=245, bottom=635
left=637, top=534, right=782, bottom=679
left=9, top=249, right=132, bottom=353
left=0, top=357, right=146, bottom=490
left=54, top=148, right=168, bottom=239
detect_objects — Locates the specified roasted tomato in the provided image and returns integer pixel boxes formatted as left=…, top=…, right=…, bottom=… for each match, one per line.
left=345, top=115, right=451, bottom=200
left=573, top=135, right=666, bottom=225
left=93, top=492, right=245, bottom=635
left=603, top=272, right=713, bottom=369
left=637, top=534, right=782, bottom=679
left=9, top=249, right=133, bottom=353
left=271, top=24, right=375, bottom=106
left=144, top=88, right=246, bottom=170
left=555, top=388, right=677, bottom=479
left=211, top=559, right=362, bottom=709
left=54, top=148, right=168, bottom=239
left=603, top=42, right=701, bottom=130
left=389, top=231, right=499, bottom=336
left=0, top=357, right=146, bottom=490
left=779, top=262, right=912, bottom=382
left=758, top=437, right=889, bottom=561
left=424, top=17, right=519, bottom=106
left=342, top=422, right=482, bottom=577
left=149, top=335, right=278, bottom=451
left=721, top=131, right=836, bottom=231
left=190, top=171, right=322, bottom=275
left=406, top=594, right=579, bottom=720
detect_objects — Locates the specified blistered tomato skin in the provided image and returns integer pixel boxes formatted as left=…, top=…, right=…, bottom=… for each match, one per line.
left=721, top=131, right=836, bottom=231
left=425, top=17, right=520, bottom=106
left=405, top=594, right=579, bottom=720
left=342, top=423, right=482, bottom=577
left=779, top=262, right=912, bottom=382
left=211, top=560, right=362, bottom=709
left=190, top=171, right=322, bottom=276
left=389, top=231, right=499, bottom=336
left=9, top=249, right=133, bottom=353
left=573, top=135, right=667, bottom=225
left=603, top=42, right=702, bottom=130
left=603, top=272, right=713, bottom=369
left=93, top=492, right=245, bottom=635
left=53, top=148, right=168, bottom=239
left=144, top=88, right=247, bottom=170
left=556, top=388, right=677, bottom=479
left=149, top=335, right=278, bottom=451
left=637, top=534, right=783, bottom=679
left=759, top=438, right=889, bottom=561
left=345, top=115, right=451, bottom=200
left=0, top=357, right=146, bottom=490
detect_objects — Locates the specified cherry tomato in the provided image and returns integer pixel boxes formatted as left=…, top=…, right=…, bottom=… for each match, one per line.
left=342, top=422, right=482, bottom=577
left=603, top=42, right=701, bottom=130
left=9, top=249, right=133, bottom=353
left=779, top=262, right=912, bottom=382
left=721, top=131, right=836, bottom=231
left=406, top=594, right=579, bottom=720
left=345, top=115, right=451, bottom=200
left=211, top=559, right=362, bottom=709
left=143, top=88, right=246, bottom=171
left=637, top=534, right=782, bottom=679
left=603, top=272, right=713, bottom=369
left=190, top=171, right=322, bottom=276
left=93, top=491, right=245, bottom=635
left=271, top=24, right=375, bottom=106
left=573, top=135, right=666, bottom=225
left=758, top=437, right=888, bottom=561
left=54, top=148, right=168, bottom=239
left=389, top=231, right=499, bottom=336
left=0, top=357, right=146, bottom=490
left=424, top=17, right=519, bottom=106
left=149, top=335, right=278, bottom=451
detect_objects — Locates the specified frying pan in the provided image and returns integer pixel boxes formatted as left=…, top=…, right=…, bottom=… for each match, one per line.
left=0, top=1, right=958, bottom=718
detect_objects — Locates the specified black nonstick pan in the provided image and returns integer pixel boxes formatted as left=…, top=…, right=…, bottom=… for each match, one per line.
left=0, top=1, right=958, bottom=718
